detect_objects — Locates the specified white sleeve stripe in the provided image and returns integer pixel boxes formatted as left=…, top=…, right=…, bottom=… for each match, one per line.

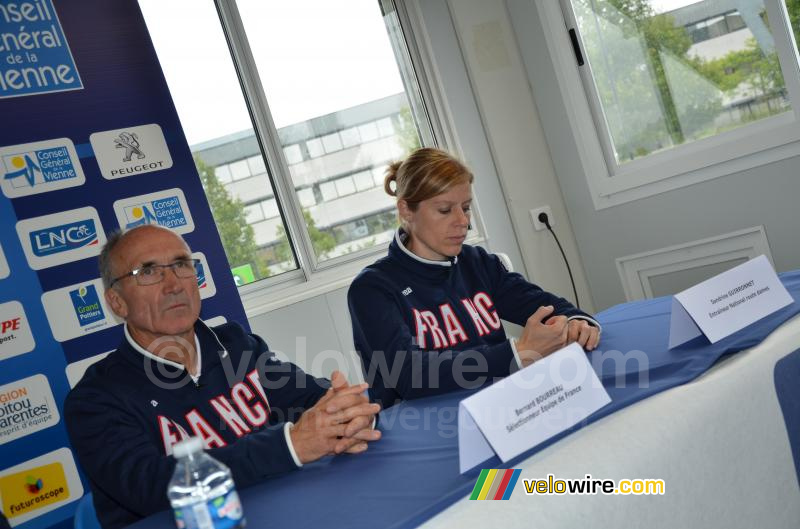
left=284, top=421, right=303, bottom=468
left=509, top=338, right=523, bottom=371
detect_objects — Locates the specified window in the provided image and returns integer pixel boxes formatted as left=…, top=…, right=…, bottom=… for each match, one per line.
left=353, top=170, right=375, bottom=191
left=340, top=127, right=361, bottom=148
left=297, top=187, right=316, bottom=208
left=216, top=164, right=233, bottom=183
left=229, top=159, right=251, bottom=181
left=306, top=137, right=325, bottom=159
left=321, top=132, right=343, bottom=154
left=139, top=0, right=439, bottom=294
left=283, top=144, right=303, bottom=165
left=539, top=0, right=800, bottom=208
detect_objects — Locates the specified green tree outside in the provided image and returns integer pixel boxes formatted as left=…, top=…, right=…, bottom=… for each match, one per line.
left=274, top=209, right=336, bottom=263
left=575, top=0, right=798, bottom=162
left=195, top=156, right=270, bottom=279
left=396, top=105, right=422, bottom=154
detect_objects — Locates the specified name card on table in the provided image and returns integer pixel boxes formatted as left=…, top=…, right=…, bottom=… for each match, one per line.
left=458, top=343, right=611, bottom=473
left=668, top=255, right=793, bottom=349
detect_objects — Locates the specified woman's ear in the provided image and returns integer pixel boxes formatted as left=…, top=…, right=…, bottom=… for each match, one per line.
left=397, top=199, right=413, bottom=225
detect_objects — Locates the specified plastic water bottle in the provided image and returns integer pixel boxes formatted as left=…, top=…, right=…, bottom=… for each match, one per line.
left=167, top=437, right=246, bottom=529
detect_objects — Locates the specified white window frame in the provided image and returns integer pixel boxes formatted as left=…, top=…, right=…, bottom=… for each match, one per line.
left=537, top=0, right=800, bottom=210
left=213, top=0, right=487, bottom=316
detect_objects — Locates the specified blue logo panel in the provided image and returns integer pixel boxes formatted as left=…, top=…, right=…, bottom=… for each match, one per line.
left=0, top=0, right=83, bottom=99
left=30, top=219, right=97, bottom=257
left=124, top=196, right=187, bottom=230
left=196, top=261, right=206, bottom=289
left=69, top=285, right=104, bottom=327
left=2, top=147, right=78, bottom=187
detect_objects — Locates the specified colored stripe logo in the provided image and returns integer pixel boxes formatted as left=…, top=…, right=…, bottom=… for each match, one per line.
left=469, top=469, right=521, bottom=500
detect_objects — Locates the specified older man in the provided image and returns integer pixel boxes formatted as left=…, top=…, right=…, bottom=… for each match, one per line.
left=65, top=225, right=380, bottom=529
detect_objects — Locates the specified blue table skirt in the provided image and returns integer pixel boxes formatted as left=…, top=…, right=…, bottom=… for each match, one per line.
left=130, top=271, right=800, bottom=529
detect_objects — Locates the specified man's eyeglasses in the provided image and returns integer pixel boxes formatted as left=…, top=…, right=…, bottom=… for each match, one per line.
left=109, top=259, right=200, bottom=287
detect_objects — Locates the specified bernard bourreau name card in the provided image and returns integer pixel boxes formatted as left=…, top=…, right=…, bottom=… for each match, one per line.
left=459, top=343, right=610, bottom=472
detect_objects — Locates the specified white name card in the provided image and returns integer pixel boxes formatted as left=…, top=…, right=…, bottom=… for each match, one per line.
left=668, top=255, right=793, bottom=348
left=458, top=343, right=611, bottom=473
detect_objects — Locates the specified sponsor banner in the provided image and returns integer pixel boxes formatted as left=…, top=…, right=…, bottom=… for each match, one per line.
left=15, top=207, right=105, bottom=270
left=0, top=301, right=36, bottom=361
left=193, top=252, right=216, bottom=300
left=0, top=242, right=8, bottom=279
left=65, top=351, right=112, bottom=389
left=41, top=279, right=122, bottom=342
left=0, top=447, right=83, bottom=526
left=113, top=188, right=195, bottom=234
left=0, top=374, right=60, bottom=444
left=90, top=123, right=173, bottom=180
left=0, top=0, right=83, bottom=100
left=0, top=138, right=85, bottom=198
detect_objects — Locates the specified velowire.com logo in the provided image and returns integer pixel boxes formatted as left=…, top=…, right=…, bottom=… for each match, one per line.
left=469, top=469, right=521, bottom=501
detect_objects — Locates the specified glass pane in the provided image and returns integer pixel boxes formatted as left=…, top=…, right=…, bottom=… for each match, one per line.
left=785, top=0, right=800, bottom=52
left=139, top=0, right=299, bottom=285
left=236, top=0, right=432, bottom=262
left=571, top=0, right=791, bottom=165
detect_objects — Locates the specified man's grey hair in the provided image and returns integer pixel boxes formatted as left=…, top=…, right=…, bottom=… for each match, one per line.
left=99, top=229, right=126, bottom=290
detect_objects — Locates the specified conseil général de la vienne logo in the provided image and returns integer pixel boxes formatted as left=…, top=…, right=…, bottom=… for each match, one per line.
left=469, top=469, right=522, bottom=500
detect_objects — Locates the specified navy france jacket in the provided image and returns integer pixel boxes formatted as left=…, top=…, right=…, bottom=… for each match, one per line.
left=348, top=229, right=598, bottom=409
left=64, top=321, right=328, bottom=529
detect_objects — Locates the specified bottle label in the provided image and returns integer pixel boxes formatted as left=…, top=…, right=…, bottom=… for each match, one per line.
left=173, top=490, right=244, bottom=529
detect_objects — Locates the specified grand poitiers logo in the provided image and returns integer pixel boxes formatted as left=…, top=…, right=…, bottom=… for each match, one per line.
left=69, top=284, right=105, bottom=328
left=42, top=279, right=121, bottom=342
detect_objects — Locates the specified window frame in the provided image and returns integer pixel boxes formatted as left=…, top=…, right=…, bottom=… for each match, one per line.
left=212, top=0, right=487, bottom=316
left=536, top=0, right=800, bottom=210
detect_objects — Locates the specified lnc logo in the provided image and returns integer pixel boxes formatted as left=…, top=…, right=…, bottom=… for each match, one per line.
left=29, top=219, right=98, bottom=257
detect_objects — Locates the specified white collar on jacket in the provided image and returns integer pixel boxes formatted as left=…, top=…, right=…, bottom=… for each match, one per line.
left=124, top=323, right=203, bottom=381
left=395, top=228, right=457, bottom=267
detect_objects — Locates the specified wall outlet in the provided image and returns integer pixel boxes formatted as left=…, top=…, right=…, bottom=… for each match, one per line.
left=530, top=206, right=553, bottom=232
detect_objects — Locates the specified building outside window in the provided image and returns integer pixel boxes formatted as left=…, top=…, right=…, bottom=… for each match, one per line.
left=139, top=0, right=438, bottom=289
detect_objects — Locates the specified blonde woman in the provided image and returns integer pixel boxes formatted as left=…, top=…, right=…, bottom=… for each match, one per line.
left=348, top=148, right=600, bottom=408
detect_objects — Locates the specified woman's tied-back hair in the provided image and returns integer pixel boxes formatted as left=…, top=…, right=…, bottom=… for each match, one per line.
left=384, top=147, right=473, bottom=211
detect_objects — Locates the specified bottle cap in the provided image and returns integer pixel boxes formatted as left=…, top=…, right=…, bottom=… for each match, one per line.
left=172, top=437, right=204, bottom=458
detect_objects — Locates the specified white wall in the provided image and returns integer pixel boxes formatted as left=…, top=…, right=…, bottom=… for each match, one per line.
left=443, top=0, right=594, bottom=313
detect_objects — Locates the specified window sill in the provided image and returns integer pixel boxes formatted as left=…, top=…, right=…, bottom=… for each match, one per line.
left=592, top=136, right=800, bottom=210
left=238, top=234, right=486, bottom=317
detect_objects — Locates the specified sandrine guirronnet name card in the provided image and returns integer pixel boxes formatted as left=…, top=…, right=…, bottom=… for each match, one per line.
left=458, top=343, right=611, bottom=472
left=668, top=254, right=793, bottom=348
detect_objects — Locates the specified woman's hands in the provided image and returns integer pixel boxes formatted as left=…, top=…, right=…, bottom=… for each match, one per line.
left=514, top=306, right=599, bottom=367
